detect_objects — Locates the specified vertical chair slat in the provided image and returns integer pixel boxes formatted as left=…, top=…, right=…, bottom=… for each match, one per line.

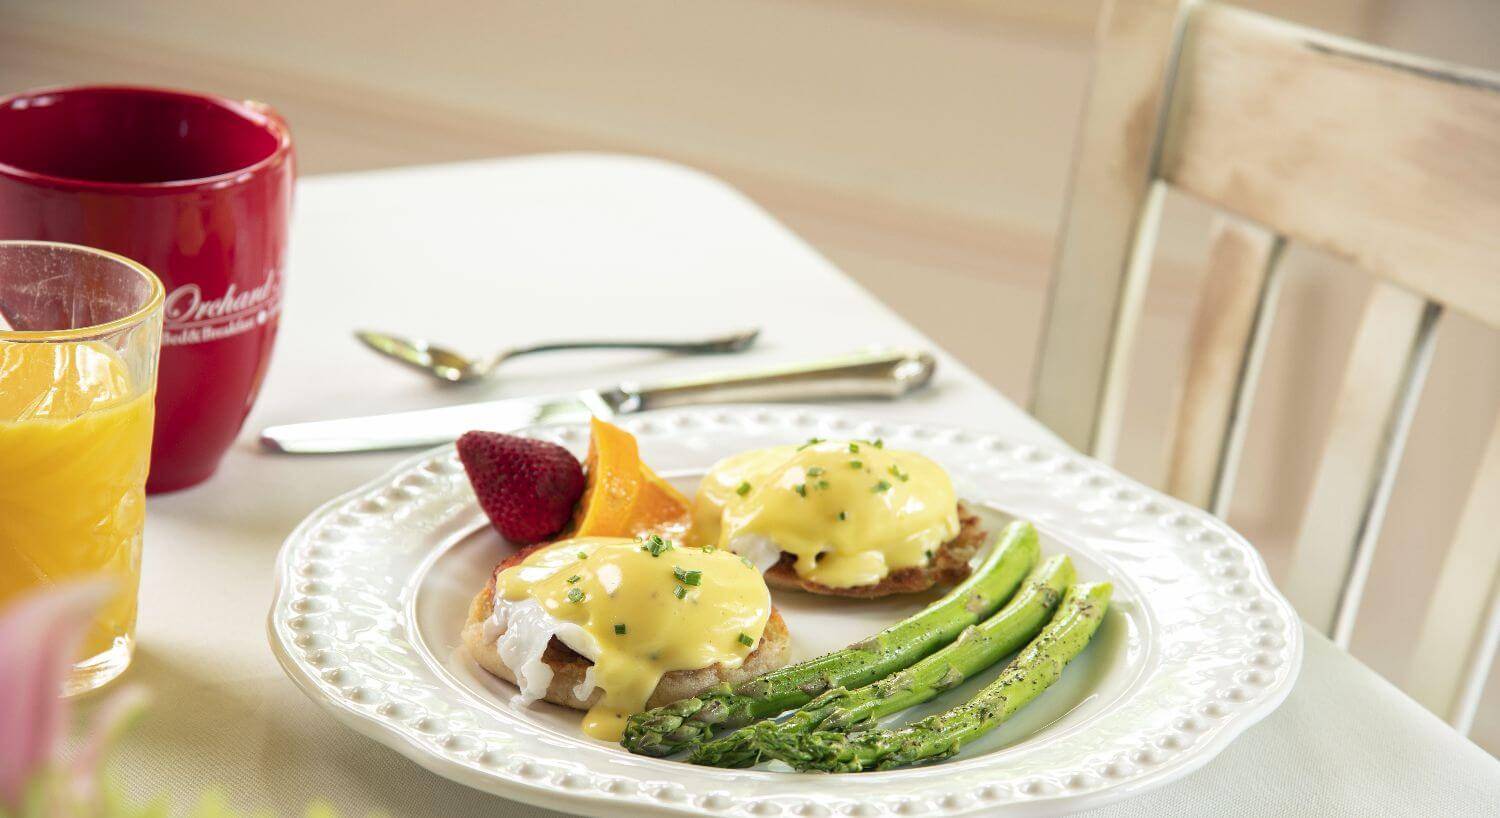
left=1165, top=214, right=1284, bottom=515
left=1410, top=412, right=1500, bottom=734
left=1284, top=282, right=1442, bottom=643
left=1030, top=0, right=1193, bottom=461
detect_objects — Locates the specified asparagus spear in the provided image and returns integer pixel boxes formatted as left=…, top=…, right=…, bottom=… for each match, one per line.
left=765, top=582, right=1111, bottom=772
left=689, top=554, right=1075, bottom=768
left=620, top=521, right=1041, bottom=757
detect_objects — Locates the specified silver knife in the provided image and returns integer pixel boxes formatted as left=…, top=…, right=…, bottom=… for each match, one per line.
left=260, top=349, right=936, bottom=454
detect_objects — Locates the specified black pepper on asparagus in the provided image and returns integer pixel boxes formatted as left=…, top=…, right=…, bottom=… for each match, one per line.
left=689, top=554, right=1076, bottom=768
left=765, top=582, right=1112, bottom=772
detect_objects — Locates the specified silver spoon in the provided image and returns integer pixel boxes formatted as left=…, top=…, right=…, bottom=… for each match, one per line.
left=355, top=327, right=761, bottom=384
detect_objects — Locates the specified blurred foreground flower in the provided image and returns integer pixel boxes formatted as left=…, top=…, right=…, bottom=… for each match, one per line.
left=0, top=580, right=143, bottom=818
left=0, top=582, right=344, bottom=818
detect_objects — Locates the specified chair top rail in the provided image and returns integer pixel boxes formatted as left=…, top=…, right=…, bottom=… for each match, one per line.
left=1160, top=3, right=1500, bottom=327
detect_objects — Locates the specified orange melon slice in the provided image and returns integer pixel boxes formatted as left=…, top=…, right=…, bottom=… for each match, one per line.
left=568, top=417, right=691, bottom=538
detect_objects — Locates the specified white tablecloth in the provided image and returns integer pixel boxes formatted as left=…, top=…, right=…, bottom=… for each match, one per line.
left=96, top=155, right=1499, bottom=816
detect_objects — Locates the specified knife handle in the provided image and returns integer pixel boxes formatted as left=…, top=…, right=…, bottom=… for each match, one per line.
left=606, top=349, right=937, bottom=412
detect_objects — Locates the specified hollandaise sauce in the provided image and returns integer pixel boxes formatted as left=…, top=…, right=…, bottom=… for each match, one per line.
left=692, top=440, right=960, bottom=588
left=491, top=536, right=770, bottom=740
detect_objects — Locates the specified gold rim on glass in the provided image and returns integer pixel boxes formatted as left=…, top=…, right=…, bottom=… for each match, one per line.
left=0, top=240, right=165, bottom=342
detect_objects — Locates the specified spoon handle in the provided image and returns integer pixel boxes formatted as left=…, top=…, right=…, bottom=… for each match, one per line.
left=496, top=328, right=759, bottom=362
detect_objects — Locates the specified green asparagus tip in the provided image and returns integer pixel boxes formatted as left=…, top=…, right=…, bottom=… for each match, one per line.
left=688, top=720, right=777, bottom=768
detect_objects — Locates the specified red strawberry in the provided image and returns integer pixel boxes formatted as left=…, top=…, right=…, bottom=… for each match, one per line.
left=457, top=431, right=585, bottom=545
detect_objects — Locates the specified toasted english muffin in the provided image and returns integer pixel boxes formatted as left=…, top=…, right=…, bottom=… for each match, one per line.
left=762, top=502, right=986, bottom=598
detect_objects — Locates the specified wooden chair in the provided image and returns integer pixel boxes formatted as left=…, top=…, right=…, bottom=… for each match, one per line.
left=1030, top=0, right=1500, bottom=733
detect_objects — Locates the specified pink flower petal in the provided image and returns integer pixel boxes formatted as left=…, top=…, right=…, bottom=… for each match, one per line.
left=0, top=580, right=113, bottom=809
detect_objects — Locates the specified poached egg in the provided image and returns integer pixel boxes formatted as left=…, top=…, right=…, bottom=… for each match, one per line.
left=690, top=440, right=961, bottom=588
left=484, top=535, right=771, bottom=740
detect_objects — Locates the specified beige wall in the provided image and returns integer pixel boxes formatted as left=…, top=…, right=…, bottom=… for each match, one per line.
left=3, top=0, right=1497, bottom=750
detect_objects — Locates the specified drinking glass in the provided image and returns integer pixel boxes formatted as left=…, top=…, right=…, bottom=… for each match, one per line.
left=0, top=240, right=163, bottom=695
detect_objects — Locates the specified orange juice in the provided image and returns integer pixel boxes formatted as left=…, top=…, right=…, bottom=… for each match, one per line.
left=0, top=341, right=154, bottom=661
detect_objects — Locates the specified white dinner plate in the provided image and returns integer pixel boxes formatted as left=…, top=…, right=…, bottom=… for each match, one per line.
left=269, top=406, right=1302, bottom=817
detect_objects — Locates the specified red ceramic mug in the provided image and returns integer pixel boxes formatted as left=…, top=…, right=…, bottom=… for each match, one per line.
left=0, top=85, right=293, bottom=492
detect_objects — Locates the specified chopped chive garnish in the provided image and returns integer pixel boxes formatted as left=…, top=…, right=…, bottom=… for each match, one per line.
left=674, top=567, right=703, bottom=586
left=816, top=479, right=830, bottom=490
left=797, top=437, right=825, bottom=451
left=672, top=585, right=688, bottom=600
left=577, top=551, right=588, bottom=560
left=737, top=632, right=754, bottom=647
left=566, top=574, right=581, bottom=584
left=888, top=465, right=910, bottom=482
left=849, top=460, right=863, bottom=469
left=567, top=588, right=585, bottom=603
left=848, top=442, right=860, bottom=453
left=873, top=439, right=884, bottom=449
left=736, top=481, right=752, bottom=496
left=642, top=536, right=673, bottom=557
left=873, top=480, right=892, bottom=493
left=741, top=556, right=755, bottom=569
left=794, top=483, right=807, bottom=498
left=925, top=549, right=934, bottom=560
left=614, top=623, right=627, bottom=635
left=701, top=544, right=717, bottom=553
left=806, top=466, right=825, bottom=477
left=838, top=511, right=847, bottom=521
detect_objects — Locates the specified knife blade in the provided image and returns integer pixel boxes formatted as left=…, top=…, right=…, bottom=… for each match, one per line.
left=259, top=390, right=619, bottom=454
left=259, top=348, right=936, bottom=454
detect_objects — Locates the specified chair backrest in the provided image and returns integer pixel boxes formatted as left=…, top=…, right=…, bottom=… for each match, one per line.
left=1032, top=0, right=1500, bottom=733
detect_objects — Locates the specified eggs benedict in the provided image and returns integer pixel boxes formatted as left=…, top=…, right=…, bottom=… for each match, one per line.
left=463, top=535, right=789, bottom=740
left=691, top=439, right=985, bottom=597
